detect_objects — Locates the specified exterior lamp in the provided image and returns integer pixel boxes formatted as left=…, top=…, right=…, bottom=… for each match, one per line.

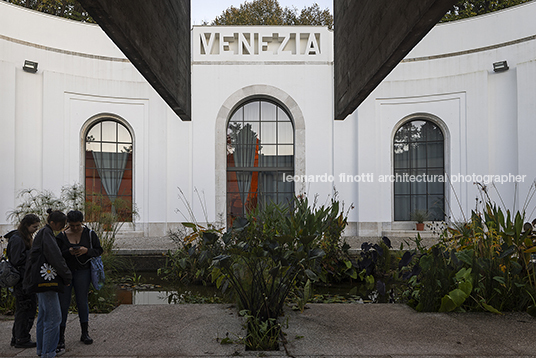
left=23, top=60, right=38, bottom=73
left=493, top=60, right=509, bottom=72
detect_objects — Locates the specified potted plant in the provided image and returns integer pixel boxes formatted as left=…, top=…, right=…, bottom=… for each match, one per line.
left=411, top=210, right=429, bottom=231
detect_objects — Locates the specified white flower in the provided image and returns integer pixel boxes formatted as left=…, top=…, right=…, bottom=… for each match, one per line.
left=40, top=263, right=57, bottom=281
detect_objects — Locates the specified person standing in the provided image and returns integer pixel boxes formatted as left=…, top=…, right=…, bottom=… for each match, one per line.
left=6, top=214, right=40, bottom=348
left=56, top=210, right=103, bottom=348
left=24, top=209, right=72, bottom=358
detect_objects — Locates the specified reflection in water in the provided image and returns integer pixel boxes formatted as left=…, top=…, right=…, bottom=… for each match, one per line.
left=116, top=272, right=225, bottom=305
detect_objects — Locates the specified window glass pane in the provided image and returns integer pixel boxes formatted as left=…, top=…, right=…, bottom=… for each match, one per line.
left=279, top=172, right=294, bottom=194
left=101, top=121, right=116, bottom=142
left=261, top=102, right=276, bottom=120
left=243, top=122, right=259, bottom=139
left=423, top=122, right=443, bottom=141
left=87, top=124, right=101, bottom=142
left=394, top=125, right=409, bottom=143
left=101, top=143, right=116, bottom=153
left=260, top=122, right=276, bottom=143
left=258, top=171, right=277, bottom=191
left=233, top=145, right=258, bottom=168
left=411, top=143, right=426, bottom=168
left=278, top=154, right=294, bottom=168
left=394, top=170, right=410, bottom=195
left=411, top=121, right=426, bottom=141
left=120, top=144, right=133, bottom=154
left=427, top=142, right=443, bottom=168
left=411, top=195, right=427, bottom=213
left=278, top=122, right=293, bottom=144
left=230, top=108, right=242, bottom=122
left=86, top=142, right=100, bottom=152
left=278, top=144, right=294, bottom=156
left=259, top=145, right=277, bottom=167
left=394, top=195, right=410, bottom=221
left=410, top=169, right=427, bottom=195
left=428, top=196, right=444, bottom=221
left=394, top=143, right=409, bottom=169
left=117, top=124, right=132, bottom=143
left=278, top=107, right=290, bottom=122
left=243, top=102, right=258, bottom=122
left=427, top=168, right=444, bottom=194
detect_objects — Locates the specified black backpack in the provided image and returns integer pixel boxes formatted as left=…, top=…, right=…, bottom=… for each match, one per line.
left=0, top=254, right=21, bottom=288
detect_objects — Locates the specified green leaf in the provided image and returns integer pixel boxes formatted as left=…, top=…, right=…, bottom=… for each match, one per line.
left=439, top=295, right=457, bottom=312
left=448, top=288, right=468, bottom=307
left=456, top=249, right=474, bottom=265
left=303, top=279, right=312, bottom=302
left=481, top=301, right=502, bottom=314
left=459, top=281, right=473, bottom=296
left=182, top=222, right=198, bottom=229
left=527, top=305, right=536, bottom=317
left=420, top=254, right=433, bottom=271
left=493, top=276, right=506, bottom=285
left=499, top=245, right=516, bottom=259
left=524, top=246, right=536, bottom=254
left=346, top=268, right=357, bottom=279
left=305, top=269, right=318, bottom=281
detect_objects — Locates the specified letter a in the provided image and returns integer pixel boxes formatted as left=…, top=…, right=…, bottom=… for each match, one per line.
left=305, top=33, right=320, bottom=55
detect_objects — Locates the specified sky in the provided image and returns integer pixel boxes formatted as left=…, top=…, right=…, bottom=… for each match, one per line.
left=191, top=0, right=333, bottom=25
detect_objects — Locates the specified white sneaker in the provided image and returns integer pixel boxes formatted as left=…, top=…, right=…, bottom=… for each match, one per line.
left=55, top=347, right=66, bottom=356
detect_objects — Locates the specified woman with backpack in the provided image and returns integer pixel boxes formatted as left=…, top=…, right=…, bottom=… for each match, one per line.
left=6, top=213, right=41, bottom=348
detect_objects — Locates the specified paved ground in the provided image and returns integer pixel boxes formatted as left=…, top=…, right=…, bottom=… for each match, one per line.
left=2, top=303, right=536, bottom=357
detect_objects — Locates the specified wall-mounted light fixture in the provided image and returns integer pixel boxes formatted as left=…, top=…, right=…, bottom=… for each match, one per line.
left=23, top=60, right=38, bottom=73
left=493, top=60, right=509, bottom=72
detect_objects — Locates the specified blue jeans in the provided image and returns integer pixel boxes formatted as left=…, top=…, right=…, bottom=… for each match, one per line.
left=36, top=291, right=62, bottom=358
left=59, top=268, right=90, bottom=327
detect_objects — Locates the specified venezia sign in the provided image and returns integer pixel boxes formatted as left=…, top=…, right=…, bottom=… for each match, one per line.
left=198, top=31, right=322, bottom=56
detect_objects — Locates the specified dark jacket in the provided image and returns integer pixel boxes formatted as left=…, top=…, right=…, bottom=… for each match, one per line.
left=23, top=225, right=72, bottom=292
left=56, top=227, right=103, bottom=271
left=5, top=230, right=30, bottom=278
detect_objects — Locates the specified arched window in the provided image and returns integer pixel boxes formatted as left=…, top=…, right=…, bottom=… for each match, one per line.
left=394, top=120, right=444, bottom=221
left=226, top=99, right=294, bottom=224
left=85, top=119, right=133, bottom=221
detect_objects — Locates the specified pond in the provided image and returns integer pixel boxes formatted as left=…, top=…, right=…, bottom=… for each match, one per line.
left=116, top=272, right=225, bottom=305
left=115, top=271, right=395, bottom=305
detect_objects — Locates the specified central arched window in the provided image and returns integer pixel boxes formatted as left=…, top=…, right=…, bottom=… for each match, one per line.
left=226, top=99, right=294, bottom=224
left=85, top=119, right=133, bottom=221
left=394, top=119, right=444, bottom=221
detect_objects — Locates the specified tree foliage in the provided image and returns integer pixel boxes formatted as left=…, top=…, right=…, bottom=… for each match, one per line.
left=3, top=0, right=94, bottom=22
left=441, top=0, right=532, bottom=22
left=207, top=0, right=333, bottom=29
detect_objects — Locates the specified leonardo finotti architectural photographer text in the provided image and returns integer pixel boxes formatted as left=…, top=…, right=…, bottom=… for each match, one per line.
left=282, top=173, right=527, bottom=184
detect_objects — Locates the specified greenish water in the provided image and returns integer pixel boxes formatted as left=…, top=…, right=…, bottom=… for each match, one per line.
left=116, top=272, right=225, bottom=305
left=117, top=271, right=393, bottom=305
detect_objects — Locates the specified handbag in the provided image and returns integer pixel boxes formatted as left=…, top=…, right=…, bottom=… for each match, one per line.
left=77, top=229, right=105, bottom=290
left=0, top=256, right=20, bottom=288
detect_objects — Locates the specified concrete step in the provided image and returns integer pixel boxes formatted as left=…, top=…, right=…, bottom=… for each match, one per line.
left=115, top=231, right=146, bottom=238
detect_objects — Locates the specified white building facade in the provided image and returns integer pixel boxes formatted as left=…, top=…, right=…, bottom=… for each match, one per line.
left=1, top=1, right=536, bottom=244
